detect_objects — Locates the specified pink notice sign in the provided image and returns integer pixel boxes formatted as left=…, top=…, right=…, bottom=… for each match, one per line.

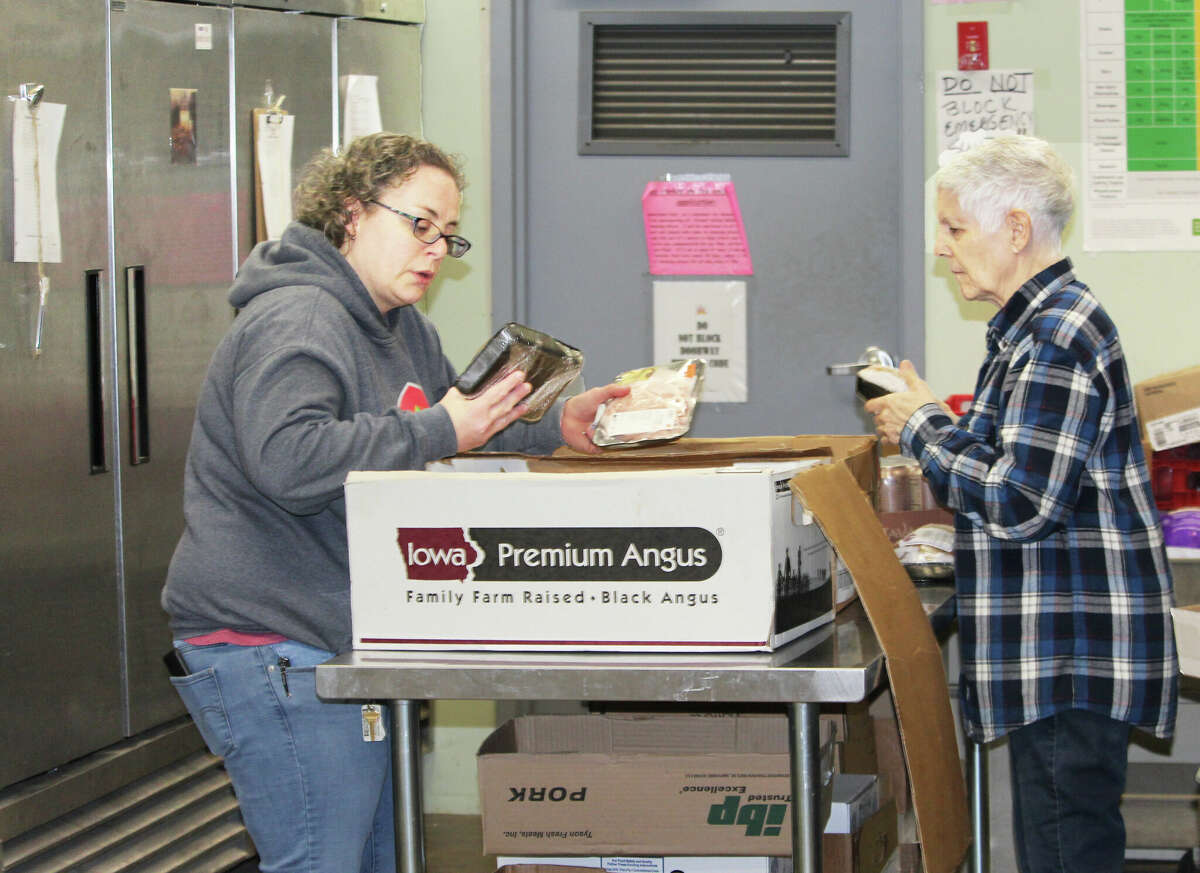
left=642, top=180, right=753, bottom=276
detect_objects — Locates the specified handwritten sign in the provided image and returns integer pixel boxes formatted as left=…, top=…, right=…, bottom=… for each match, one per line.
left=642, top=180, right=753, bottom=275
left=653, top=280, right=747, bottom=403
left=936, top=69, right=1035, bottom=157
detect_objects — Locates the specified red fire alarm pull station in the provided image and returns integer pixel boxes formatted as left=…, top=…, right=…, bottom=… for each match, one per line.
left=958, top=21, right=989, bottom=71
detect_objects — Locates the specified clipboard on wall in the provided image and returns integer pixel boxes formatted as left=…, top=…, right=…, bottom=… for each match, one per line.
left=251, top=105, right=294, bottom=243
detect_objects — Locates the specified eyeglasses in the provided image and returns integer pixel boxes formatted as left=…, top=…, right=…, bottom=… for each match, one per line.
left=367, top=200, right=471, bottom=258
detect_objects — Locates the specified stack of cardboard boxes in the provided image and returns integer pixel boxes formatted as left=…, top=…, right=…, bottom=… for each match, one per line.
left=1131, top=366, right=1200, bottom=851
left=477, top=700, right=910, bottom=873
left=1138, top=366, right=1200, bottom=663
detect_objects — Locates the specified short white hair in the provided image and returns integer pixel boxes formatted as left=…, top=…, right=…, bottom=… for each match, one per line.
left=935, top=135, right=1075, bottom=249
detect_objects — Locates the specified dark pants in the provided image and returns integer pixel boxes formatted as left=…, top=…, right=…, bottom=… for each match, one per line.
left=1008, top=708, right=1131, bottom=873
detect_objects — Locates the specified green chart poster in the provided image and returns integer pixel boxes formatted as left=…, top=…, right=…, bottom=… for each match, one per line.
left=1084, top=0, right=1200, bottom=250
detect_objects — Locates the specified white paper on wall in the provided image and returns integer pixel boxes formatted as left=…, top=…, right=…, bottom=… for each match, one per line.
left=653, top=280, right=748, bottom=403
left=255, top=111, right=295, bottom=240
left=341, top=75, right=383, bottom=144
left=12, top=100, right=65, bottom=264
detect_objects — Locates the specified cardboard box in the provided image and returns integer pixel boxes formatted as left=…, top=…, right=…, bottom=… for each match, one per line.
left=824, top=801, right=897, bottom=873
left=495, top=798, right=896, bottom=873
left=496, top=856, right=789, bottom=872
left=825, top=774, right=880, bottom=835
left=476, top=712, right=834, bottom=857
left=1136, top=365, right=1200, bottom=451
left=822, top=700, right=910, bottom=815
left=346, top=436, right=875, bottom=652
left=533, top=436, right=878, bottom=620
left=1170, top=604, right=1200, bottom=677
left=822, top=702, right=877, bottom=776
left=871, top=714, right=911, bottom=814
left=497, top=867, right=601, bottom=873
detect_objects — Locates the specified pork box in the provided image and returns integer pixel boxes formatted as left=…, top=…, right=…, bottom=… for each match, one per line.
left=476, top=712, right=835, bottom=857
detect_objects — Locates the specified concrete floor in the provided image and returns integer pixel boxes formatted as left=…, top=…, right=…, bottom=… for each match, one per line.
left=226, top=814, right=496, bottom=873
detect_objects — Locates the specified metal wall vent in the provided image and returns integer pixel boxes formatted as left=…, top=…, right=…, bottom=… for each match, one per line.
left=578, top=12, right=850, bottom=157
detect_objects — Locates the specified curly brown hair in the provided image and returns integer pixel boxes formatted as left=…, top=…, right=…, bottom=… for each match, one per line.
left=293, top=133, right=466, bottom=248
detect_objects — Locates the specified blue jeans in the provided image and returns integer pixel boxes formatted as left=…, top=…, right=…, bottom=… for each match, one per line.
left=169, top=639, right=395, bottom=873
left=1007, top=708, right=1131, bottom=873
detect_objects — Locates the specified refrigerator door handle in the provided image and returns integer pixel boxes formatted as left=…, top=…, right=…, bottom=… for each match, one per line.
left=86, top=269, right=108, bottom=474
left=125, top=265, right=150, bottom=465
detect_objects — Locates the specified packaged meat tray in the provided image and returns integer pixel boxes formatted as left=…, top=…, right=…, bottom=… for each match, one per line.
left=591, top=359, right=705, bottom=447
left=455, top=323, right=584, bottom=422
left=894, top=523, right=954, bottom=581
left=856, top=364, right=908, bottom=402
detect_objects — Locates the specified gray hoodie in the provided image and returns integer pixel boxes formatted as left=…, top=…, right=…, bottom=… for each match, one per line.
left=162, top=223, right=565, bottom=652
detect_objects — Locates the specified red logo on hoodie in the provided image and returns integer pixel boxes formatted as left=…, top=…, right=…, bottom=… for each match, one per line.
left=397, top=382, right=429, bottom=412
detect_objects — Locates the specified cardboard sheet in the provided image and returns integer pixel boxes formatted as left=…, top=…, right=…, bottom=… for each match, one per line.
left=790, top=461, right=969, bottom=873
left=533, top=436, right=876, bottom=496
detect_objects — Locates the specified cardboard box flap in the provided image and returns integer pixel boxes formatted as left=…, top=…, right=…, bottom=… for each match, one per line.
left=496, top=713, right=796, bottom=756
left=477, top=716, right=519, bottom=756
left=1170, top=604, right=1200, bottom=677
left=608, top=713, right=737, bottom=753
left=549, top=435, right=861, bottom=461
left=790, top=461, right=969, bottom=873
left=516, top=714, right=616, bottom=754
left=602, top=709, right=822, bottom=753
left=528, top=435, right=876, bottom=488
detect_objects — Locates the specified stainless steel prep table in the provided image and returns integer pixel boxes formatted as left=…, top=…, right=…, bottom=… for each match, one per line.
left=316, top=584, right=975, bottom=873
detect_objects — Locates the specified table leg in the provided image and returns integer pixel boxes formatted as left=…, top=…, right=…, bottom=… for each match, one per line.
left=391, top=699, right=426, bottom=873
left=968, top=739, right=989, bottom=873
left=789, top=701, right=822, bottom=873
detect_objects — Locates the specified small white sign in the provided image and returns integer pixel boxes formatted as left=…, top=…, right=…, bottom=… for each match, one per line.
left=194, top=22, right=213, bottom=51
left=653, top=280, right=747, bottom=403
left=342, top=74, right=383, bottom=144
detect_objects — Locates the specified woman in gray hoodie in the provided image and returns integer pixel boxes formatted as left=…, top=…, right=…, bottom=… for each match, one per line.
left=161, top=133, right=627, bottom=873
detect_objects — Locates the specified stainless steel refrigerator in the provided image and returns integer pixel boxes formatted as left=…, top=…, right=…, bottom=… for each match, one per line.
left=1, top=0, right=421, bottom=864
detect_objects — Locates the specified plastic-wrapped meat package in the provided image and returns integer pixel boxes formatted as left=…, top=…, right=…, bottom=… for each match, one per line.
left=856, top=364, right=909, bottom=402
left=591, top=359, right=706, bottom=447
left=894, top=523, right=955, bottom=581
left=455, top=323, right=584, bottom=422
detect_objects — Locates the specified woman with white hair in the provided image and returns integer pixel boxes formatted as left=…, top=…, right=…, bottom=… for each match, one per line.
left=865, top=134, right=1177, bottom=873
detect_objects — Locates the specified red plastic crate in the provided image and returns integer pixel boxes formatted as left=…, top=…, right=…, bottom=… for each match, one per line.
left=1151, top=446, right=1200, bottom=512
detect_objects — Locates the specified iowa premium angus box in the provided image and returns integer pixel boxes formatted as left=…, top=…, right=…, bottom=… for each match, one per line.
left=344, top=436, right=875, bottom=652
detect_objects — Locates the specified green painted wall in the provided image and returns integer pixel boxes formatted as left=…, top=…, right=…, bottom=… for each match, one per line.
left=419, top=0, right=498, bottom=816
left=419, top=0, right=495, bottom=372
left=924, top=1, right=1200, bottom=399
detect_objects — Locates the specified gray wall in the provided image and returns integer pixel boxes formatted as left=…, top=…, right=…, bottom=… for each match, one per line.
left=491, top=0, right=925, bottom=436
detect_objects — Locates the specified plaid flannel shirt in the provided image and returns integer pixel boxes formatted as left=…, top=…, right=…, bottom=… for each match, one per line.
left=902, top=258, right=1177, bottom=743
